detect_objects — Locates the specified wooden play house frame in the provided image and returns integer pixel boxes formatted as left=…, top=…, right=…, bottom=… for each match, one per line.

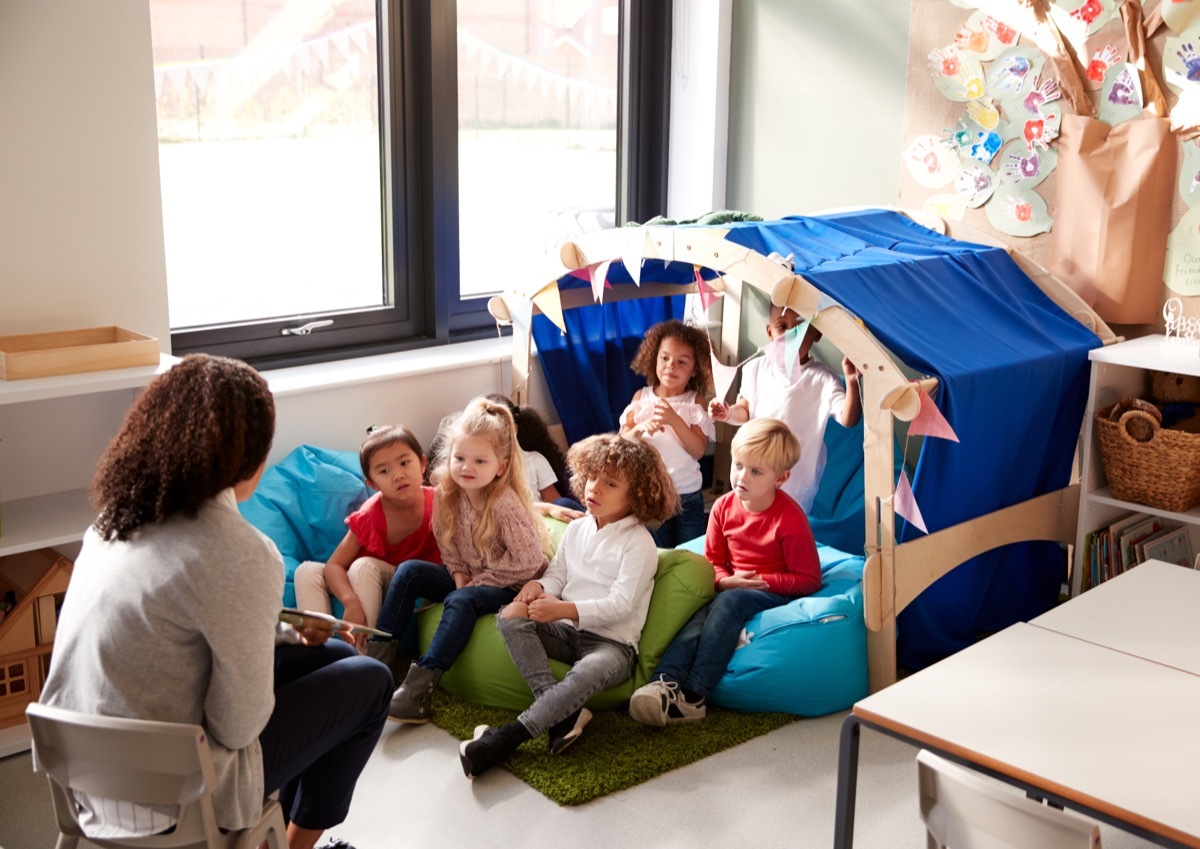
left=489, top=211, right=1114, bottom=691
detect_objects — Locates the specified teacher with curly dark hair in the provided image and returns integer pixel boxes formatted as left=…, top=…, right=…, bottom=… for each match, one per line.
left=40, top=354, right=391, bottom=849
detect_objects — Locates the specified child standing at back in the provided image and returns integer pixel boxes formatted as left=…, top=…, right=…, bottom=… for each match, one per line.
left=458, top=434, right=678, bottom=777
left=293, top=425, right=441, bottom=644
left=375, top=396, right=553, bottom=724
left=629, top=418, right=821, bottom=725
left=620, top=319, right=715, bottom=548
left=710, top=304, right=861, bottom=513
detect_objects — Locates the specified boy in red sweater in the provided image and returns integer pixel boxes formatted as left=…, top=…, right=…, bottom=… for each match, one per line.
left=629, top=417, right=821, bottom=725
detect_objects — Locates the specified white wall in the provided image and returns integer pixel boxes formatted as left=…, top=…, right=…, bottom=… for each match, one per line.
left=0, top=1, right=170, bottom=345
left=724, top=0, right=910, bottom=216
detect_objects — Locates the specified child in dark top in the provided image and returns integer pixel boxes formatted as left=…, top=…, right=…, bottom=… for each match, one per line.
left=629, top=417, right=821, bottom=725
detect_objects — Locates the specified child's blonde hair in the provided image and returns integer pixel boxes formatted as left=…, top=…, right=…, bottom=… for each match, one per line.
left=432, top=396, right=553, bottom=561
left=731, top=418, right=800, bottom=475
left=567, top=434, right=679, bottom=527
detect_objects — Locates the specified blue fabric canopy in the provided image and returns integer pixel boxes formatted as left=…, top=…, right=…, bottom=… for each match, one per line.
left=532, top=211, right=1100, bottom=669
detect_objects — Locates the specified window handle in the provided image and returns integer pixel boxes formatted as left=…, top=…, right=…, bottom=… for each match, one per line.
left=280, top=320, right=334, bottom=336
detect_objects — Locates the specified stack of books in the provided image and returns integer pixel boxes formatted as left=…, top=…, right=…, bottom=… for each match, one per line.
left=1082, top=513, right=1196, bottom=591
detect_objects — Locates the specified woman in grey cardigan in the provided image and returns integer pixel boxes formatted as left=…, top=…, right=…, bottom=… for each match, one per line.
left=40, top=354, right=391, bottom=849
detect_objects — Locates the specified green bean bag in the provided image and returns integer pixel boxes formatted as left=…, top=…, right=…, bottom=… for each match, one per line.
left=417, top=518, right=715, bottom=711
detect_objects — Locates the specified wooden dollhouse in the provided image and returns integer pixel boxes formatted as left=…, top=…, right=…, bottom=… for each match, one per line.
left=0, top=548, right=72, bottom=730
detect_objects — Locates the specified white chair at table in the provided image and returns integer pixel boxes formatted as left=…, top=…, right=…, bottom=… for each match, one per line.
left=26, top=702, right=287, bottom=849
left=917, top=749, right=1102, bottom=849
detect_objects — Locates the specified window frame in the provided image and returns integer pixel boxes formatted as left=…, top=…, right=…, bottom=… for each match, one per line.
left=169, top=0, right=670, bottom=368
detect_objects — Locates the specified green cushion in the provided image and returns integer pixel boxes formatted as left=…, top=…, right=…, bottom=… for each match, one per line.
left=417, top=518, right=714, bottom=710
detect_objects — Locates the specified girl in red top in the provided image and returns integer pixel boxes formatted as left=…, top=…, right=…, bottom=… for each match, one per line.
left=629, top=418, right=820, bottom=726
left=293, top=425, right=441, bottom=647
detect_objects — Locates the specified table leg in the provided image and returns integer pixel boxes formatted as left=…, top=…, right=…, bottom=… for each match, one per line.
left=833, top=713, right=861, bottom=849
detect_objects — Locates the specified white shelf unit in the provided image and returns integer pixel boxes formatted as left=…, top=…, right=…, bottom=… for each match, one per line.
left=0, top=355, right=177, bottom=559
left=1073, top=335, right=1200, bottom=595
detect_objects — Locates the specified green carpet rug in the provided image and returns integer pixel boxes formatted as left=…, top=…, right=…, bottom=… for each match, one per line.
left=428, top=689, right=796, bottom=805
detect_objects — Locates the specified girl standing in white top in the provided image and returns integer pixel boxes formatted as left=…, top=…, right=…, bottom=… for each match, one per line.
left=619, top=319, right=715, bottom=547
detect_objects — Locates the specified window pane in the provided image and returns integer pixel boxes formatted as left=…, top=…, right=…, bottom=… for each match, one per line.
left=456, top=1, right=619, bottom=300
left=150, top=1, right=385, bottom=330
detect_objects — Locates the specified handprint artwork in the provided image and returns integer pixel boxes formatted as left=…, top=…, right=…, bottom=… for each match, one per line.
left=904, top=135, right=959, bottom=189
left=982, top=16, right=1018, bottom=46
left=969, top=131, right=1003, bottom=163
left=1180, top=43, right=1200, bottom=82
left=1023, top=115, right=1058, bottom=150
left=966, top=98, right=1000, bottom=130
left=1085, top=45, right=1121, bottom=84
left=1003, top=148, right=1040, bottom=182
left=1108, top=67, right=1140, bottom=106
left=994, top=54, right=1031, bottom=91
left=1022, top=76, right=1061, bottom=115
left=955, top=164, right=996, bottom=208
left=954, top=23, right=991, bottom=55
left=999, top=194, right=1033, bottom=223
left=1069, top=0, right=1103, bottom=26
left=927, top=46, right=961, bottom=77
left=954, top=61, right=988, bottom=100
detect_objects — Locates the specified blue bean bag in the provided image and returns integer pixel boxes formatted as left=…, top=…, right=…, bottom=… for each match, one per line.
left=678, top=536, right=867, bottom=717
left=238, top=445, right=371, bottom=615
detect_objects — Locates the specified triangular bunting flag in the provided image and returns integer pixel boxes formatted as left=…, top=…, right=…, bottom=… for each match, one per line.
left=694, top=266, right=721, bottom=311
left=531, top=281, right=565, bottom=334
left=908, top=389, right=960, bottom=442
left=816, top=291, right=839, bottom=312
left=765, top=336, right=786, bottom=372
left=783, top=318, right=810, bottom=378
left=503, top=292, right=533, bottom=343
left=590, top=259, right=612, bottom=303
left=894, top=469, right=928, bottom=534
left=622, top=229, right=646, bottom=286
left=711, top=353, right=739, bottom=404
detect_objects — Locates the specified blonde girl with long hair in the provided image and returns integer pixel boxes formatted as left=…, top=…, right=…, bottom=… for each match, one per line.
left=374, top=396, right=551, bottom=724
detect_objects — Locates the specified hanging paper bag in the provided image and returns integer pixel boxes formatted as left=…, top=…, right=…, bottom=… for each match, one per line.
left=1043, top=1, right=1177, bottom=324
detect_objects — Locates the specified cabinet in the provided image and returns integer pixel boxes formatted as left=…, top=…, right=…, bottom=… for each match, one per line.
left=1074, top=335, right=1200, bottom=596
left=0, top=355, right=176, bottom=755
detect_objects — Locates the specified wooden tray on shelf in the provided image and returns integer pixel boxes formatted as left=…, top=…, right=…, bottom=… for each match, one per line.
left=0, top=327, right=159, bottom=380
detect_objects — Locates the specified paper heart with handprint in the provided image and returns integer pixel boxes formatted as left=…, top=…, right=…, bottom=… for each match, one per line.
left=985, top=185, right=1051, bottom=238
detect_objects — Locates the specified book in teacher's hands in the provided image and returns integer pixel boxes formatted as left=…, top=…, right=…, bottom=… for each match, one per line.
left=279, top=608, right=392, bottom=639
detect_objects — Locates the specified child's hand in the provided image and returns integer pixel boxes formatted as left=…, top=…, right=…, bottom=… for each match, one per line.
left=842, top=357, right=859, bottom=383
left=545, top=503, right=585, bottom=523
left=720, top=570, right=770, bottom=590
left=515, top=581, right=544, bottom=604
left=527, top=596, right=570, bottom=623
left=453, top=572, right=470, bottom=590
left=709, top=399, right=730, bottom=421
left=296, top=621, right=350, bottom=647
left=650, top=399, right=682, bottom=432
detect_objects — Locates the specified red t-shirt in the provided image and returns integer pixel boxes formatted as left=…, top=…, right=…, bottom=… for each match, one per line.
left=705, top=490, right=821, bottom=597
left=346, top=487, right=442, bottom=565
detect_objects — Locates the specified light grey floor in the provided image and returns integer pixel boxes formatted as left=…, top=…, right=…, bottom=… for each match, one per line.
left=0, top=709, right=1161, bottom=849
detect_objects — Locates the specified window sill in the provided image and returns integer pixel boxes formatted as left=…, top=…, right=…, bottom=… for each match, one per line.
left=261, top=336, right=511, bottom=399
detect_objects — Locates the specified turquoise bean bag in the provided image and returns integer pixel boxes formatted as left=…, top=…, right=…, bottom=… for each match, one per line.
left=678, top=536, right=867, bottom=717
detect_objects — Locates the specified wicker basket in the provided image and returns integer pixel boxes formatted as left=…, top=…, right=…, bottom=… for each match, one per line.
left=1095, top=401, right=1200, bottom=512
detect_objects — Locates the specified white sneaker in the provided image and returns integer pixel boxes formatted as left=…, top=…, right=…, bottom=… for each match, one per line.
left=629, top=679, right=706, bottom=726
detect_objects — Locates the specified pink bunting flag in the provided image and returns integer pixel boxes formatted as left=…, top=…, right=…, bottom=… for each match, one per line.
left=693, top=265, right=721, bottom=311
left=908, top=388, right=960, bottom=442
left=589, top=259, right=612, bottom=303
left=566, top=268, right=590, bottom=282
left=894, top=469, right=928, bottom=534
left=765, top=336, right=786, bottom=372
left=783, top=319, right=810, bottom=379
left=710, top=353, right=738, bottom=405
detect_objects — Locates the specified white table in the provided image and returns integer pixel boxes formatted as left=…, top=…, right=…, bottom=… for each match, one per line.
left=833, top=622, right=1200, bottom=849
left=1031, top=559, right=1200, bottom=676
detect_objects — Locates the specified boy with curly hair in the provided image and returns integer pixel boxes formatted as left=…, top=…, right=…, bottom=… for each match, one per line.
left=458, top=434, right=679, bottom=777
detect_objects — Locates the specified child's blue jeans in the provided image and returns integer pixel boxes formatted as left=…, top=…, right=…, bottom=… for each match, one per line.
left=373, top=559, right=516, bottom=672
left=651, top=489, right=707, bottom=548
left=652, top=587, right=792, bottom=698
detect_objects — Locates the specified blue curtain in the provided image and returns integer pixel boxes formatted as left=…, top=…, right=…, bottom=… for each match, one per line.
left=531, top=295, right=685, bottom=444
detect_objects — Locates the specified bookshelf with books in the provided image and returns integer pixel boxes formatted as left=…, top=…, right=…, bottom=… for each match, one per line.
left=1074, top=335, right=1200, bottom=595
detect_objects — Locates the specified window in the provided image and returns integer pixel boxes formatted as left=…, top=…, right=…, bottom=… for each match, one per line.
left=151, top=1, right=670, bottom=367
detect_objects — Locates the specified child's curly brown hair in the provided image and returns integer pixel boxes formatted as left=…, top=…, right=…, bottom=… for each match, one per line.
left=566, top=434, right=679, bottom=527
left=91, top=354, right=275, bottom=541
left=628, top=319, right=714, bottom=395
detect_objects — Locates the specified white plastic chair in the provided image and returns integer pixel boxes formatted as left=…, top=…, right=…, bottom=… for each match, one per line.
left=26, top=702, right=287, bottom=849
left=916, top=749, right=1102, bottom=849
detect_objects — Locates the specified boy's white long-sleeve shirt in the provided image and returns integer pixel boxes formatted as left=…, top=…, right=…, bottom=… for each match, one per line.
left=537, top=513, right=659, bottom=648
